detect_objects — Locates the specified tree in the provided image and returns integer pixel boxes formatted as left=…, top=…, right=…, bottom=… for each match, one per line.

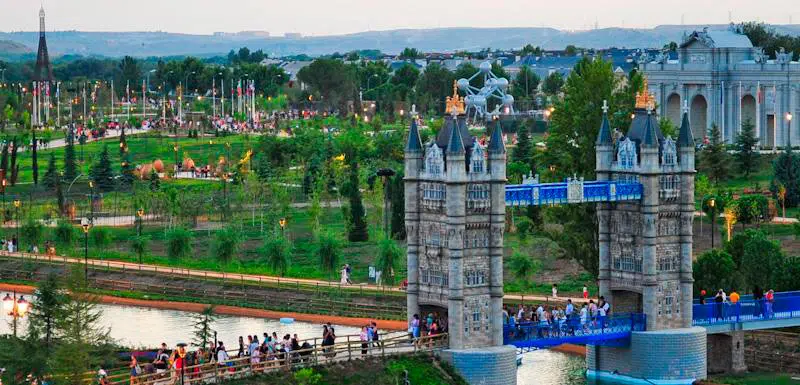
left=740, top=231, right=786, bottom=291
left=130, top=235, right=149, bottom=264
left=212, top=226, right=241, bottom=264
left=770, top=146, right=800, bottom=207
left=90, top=227, right=111, bottom=249
left=512, top=122, right=534, bottom=170
left=508, top=252, right=540, bottom=284
left=31, top=129, right=38, bottom=185
left=118, top=56, right=141, bottom=90
left=510, top=65, right=540, bottom=102
left=261, top=235, right=292, bottom=276
left=149, top=168, right=161, bottom=191
left=391, top=64, right=419, bottom=101
left=693, top=249, right=736, bottom=295
left=542, top=72, right=564, bottom=95
left=415, top=63, right=453, bottom=115
left=28, top=274, right=68, bottom=346
left=296, top=59, right=357, bottom=110
left=732, top=195, right=771, bottom=227
left=734, top=119, right=759, bottom=176
left=55, top=220, right=76, bottom=247
left=701, top=124, right=730, bottom=183
left=63, top=130, right=77, bottom=183
left=564, top=45, right=580, bottom=56
left=120, top=151, right=135, bottom=188
left=539, top=57, right=624, bottom=277
left=389, top=171, right=406, bottom=240
left=43, top=153, right=58, bottom=189
left=399, top=47, right=420, bottom=60
left=315, top=230, right=342, bottom=280
left=21, top=219, right=44, bottom=247
left=90, top=145, right=115, bottom=192
left=192, top=306, right=217, bottom=348
left=166, top=227, right=193, bottom=259
left=345, top=161, right=369, bottom=242
left=376, top=236, right=403, bottom=286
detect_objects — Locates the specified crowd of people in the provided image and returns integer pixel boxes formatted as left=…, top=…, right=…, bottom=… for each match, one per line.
left=697, top=286, right=777, bottom=321
left=114, top=321, right=399, bottom=385
left=503, top=297, right=612, bottom=338
left=408, top=312, right=447, bottom=347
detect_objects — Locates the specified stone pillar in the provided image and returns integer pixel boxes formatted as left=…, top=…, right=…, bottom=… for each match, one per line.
left=441, top=346, right=517, bottom=385
left=488, top=150, right=506, bottom=347
left=404, top=143, right=422, bottom=324
left=707, top=331, right=747, bottom=375
left=596, top=142, right=613, bottom=302
left=680, top=130, right=696, bottom=328
left=446, top=149, right=467, bottom=349
left=640, top=144, right=660, bottom=331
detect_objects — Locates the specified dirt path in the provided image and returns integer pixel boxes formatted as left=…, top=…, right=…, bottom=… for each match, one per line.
left=0, top=282, right=407, bottom=330
left=0, top=251, right=588, bottom=304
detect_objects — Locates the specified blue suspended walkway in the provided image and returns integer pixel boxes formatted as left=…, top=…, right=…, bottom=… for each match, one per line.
left=505, top=177, right=643, bottom=207
left=504, top=313, right=646, bottom=351
left=692, top=293, right=800, bottom=333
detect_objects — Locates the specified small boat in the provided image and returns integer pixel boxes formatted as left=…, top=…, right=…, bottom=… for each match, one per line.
left=280, top=317, right=295, bottom=324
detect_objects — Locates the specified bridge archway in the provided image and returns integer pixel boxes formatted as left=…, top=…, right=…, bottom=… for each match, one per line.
left=691, top=94, right=708, bottom=140
left=666, top=93, right=681, bottom=126
left=611, top=290, right=643, bottom=314
left=740, top=94, right=756, bottom=132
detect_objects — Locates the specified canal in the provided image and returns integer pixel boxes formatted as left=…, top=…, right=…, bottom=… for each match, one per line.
left=0, top=299, right=618, bottom=384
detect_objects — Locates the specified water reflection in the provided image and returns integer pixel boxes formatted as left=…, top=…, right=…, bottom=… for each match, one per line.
left=0, top=301, right=361, bottom=349
left=518, top=350, right=587, bottom=385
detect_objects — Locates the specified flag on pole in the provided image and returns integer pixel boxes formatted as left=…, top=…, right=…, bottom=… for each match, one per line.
left=126, top=81, right=130, bottom=103
left=237, top=80, right=242, bottom=97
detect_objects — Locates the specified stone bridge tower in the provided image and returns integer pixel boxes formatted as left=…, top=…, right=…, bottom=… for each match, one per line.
left=590, top=92, right=708, bottom=382
left=405, top=105, right=516, bottom=384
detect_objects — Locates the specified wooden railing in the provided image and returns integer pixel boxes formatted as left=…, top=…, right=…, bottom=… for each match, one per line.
left=100, top=333, right=449, bottom=385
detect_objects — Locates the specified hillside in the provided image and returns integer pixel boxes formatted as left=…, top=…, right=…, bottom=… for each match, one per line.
left=0, top=39, right=31, bottom=55
left=0, top=24, right=799, bottom=58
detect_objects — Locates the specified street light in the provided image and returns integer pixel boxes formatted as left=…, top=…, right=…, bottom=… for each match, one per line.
left=709, top=198, right=716, bottom=249
left=3, top=292, right=30, bottom=337
left=279, top=218, right=287, bottom=237
left=787, top=112, right=793, bottom=149
left=13, top=199, right=20, bottom=252
left=136, top=208, right=145, bottom=236
left=81, top=218, right=91, bottom=285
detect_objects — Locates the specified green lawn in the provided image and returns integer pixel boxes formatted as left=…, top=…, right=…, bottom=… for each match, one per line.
left=710, top=373, right=800, bottom=385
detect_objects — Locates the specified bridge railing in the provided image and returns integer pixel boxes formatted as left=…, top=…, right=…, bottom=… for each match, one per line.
left=503, top=313, right=646, bottom=349
left=505, top=180, right=642, bottom=207
left=692, top=295, right=800, bottom=326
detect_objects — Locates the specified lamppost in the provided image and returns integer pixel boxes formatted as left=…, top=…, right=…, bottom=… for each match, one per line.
left=2, top=292, right=30, bottom=337
left=279, top=218, right=287, bottom=238
left=173, top=144, right=180, bottom=173
left=13, top=199, right=20, bottom=251
left=709, top=198, right=716, bottom=249
left=787, top=112, right=793, bottom=148
left=81, top=218, right=91, bottom=285
left=1, top=178, right=6, bottom=218
left=377, top=168, right=396, bottom=235
left=136, top=208, right=144, bottom=236
left=88, top=180, right=96, bottom=225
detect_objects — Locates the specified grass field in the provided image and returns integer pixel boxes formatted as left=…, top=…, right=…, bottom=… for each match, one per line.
left=709, top=373, right=800, bottom=385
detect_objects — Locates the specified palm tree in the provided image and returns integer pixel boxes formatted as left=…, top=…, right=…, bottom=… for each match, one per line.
left=316, top=231, right=342, bottom=281
left=376, top=236, right=402, bottom=286
left=261, top=235, right=292, bottom=276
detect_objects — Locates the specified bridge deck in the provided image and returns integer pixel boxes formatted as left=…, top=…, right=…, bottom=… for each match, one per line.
left=693, top=295, right=800, bottom=333
left=504, top=313, right=646, bottom=350
left=505, top=180, right=642, bottom=207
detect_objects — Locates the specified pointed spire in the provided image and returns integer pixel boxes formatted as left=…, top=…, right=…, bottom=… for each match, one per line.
left=405, top=119, right=422, bottom=152
left=596, top=100, right=612, bottom=145
left=642, top=109, right=659, bottom=148
left=446, top=119, right=465, bottom=155
left=488, top=120, right=506, bottom=154
left=677, top=100, right=694, bottom=147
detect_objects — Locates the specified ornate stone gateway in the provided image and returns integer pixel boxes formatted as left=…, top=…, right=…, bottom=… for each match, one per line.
left=404, top=85, right=707, bottom=384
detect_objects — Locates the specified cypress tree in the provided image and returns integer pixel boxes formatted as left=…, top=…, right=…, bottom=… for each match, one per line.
left=43, top=153, right=59, bottom=189
left=346, top=161, right=369, bottom=242
left=389, top=171, right=406, bottom=240
left=120, top=151, right=135, bottom=189
left=119, top=127, right=127, bottom=155
left=512, top=123, right=533, bottom=169
left=90, top=145, right=115, bottom=192
left=149, top=169, right=161, bottom=191
left=734, top=119, right=760, bottom=177
left=0, top=142, right=8, bottom=182
left=63, top=129, right=78, bottom=182
left=701, top=124, right=730, bottom=183
left=771, top=146, right=800, bottom=207
left=9, top=137, right=18, bottom=185
left=32, top=129, right=39, bottom=185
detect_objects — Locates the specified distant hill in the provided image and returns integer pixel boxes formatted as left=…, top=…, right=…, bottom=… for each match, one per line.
left=0, top=24, right=798, bottom=58
left=0, top=39, right=32, bottom=56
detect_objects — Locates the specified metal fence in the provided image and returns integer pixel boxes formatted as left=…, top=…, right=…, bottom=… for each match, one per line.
left=504, top=313, right=647, bottom=350
left=692, top=295, right=800, bottom=326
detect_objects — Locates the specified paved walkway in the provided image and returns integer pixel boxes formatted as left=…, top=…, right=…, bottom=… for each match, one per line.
left=0, top=251, right=585, bottom=304
left=23, top=127, right=152, bottom=151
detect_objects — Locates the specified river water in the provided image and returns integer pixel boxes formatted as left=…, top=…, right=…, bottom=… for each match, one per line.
left=0, top=298, right=609, bottom=384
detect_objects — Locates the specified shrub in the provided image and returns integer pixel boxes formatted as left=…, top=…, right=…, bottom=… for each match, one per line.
left=166, top=227, right=193, bottom=260
left=90, top=227, right=111, bottom=248
left=260, top=235, right=291, bottom=276
left=315, top=231, right=342, bottom=280
left=211, top=226, right=241, bottom=264
left=54, top=220, right=76, bottom=246
left=21, top=219, right=44, bottom=248
left=376, top=236, right=403, bottom=285
left=130, top=235, right=150, bottom=263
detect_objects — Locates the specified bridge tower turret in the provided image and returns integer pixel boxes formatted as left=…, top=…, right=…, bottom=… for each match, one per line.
left=589, top=87, right=706, bottom=383
left=404, top=104, right=516, bottom=384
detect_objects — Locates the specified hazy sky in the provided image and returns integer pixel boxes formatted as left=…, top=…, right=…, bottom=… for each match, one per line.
left=2, top=0, right=799, bottom=36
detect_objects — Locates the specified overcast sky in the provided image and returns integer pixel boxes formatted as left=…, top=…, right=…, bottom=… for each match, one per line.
left=2, top=0, right=799, bottom=36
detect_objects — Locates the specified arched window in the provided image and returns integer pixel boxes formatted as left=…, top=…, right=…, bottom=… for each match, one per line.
left=617, top=137, right=637, bottom=169
left=470, top=142, right=485, bottom=174
left=425, top=144, right=443, bottom=176
left=662, top=137, right=677, bottom=166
